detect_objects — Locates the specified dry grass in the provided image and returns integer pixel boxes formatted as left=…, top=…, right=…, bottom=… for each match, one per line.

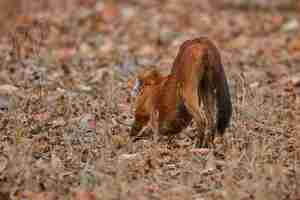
left=0, top=0, right=299, bottom=199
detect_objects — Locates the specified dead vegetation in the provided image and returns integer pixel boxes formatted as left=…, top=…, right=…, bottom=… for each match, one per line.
left=0, top=0, right=299, bottom=199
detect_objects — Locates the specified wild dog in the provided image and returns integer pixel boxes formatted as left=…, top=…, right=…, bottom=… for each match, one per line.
left=130, top=37, right=232, bottom=147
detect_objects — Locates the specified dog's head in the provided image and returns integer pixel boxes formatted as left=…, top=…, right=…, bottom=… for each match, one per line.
left=131, top=68, right=162, bottom=97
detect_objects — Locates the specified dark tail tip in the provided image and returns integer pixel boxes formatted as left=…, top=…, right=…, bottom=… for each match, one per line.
left=216, top=75, right=232, bottom=136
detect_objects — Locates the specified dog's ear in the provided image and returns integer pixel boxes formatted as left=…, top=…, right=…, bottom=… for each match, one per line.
left=131, top=78, right=142, bottom=97
left=144, top=69, right=162, bottom=85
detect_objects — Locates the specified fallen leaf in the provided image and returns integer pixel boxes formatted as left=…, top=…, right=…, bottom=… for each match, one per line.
left=190, top=148, right=210, bottom=155
left=270, top=15, right=284, bottom=27
left=111, top=135, right=128, bottom=149
left=79, top=43, right=94, bottom=57
left=80, top=114, right=97, bottom=130
left=144, top=183, right=160, bottom=193
left=118, top=103, right=130, bottom=113
left=18, top=191, right=58, bottom=200
left=78, top=0, right=96, bottom=8
left=55, top=47, right=77, bottom=63
left=288, top=35, right=300, bottom=53
left=97, top=3, right=120, bottom=23
left=32, top=136, right=50, bottom=154
left=137, top=45, right=158, bottom=56
left=32, top=111, right=50, bottom=122
left=225, top=35, right=249, bottom=49
left=73, top=191, right=96, bottom=200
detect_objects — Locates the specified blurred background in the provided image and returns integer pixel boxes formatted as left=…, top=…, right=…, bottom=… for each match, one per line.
left=0, top=0, right=299, bottom=72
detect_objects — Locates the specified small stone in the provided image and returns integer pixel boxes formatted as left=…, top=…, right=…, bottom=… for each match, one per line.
left=250, top=82, right=260, bottom=88
left=119, top=153, right=141, bottom=161
left=77, top=84, right=92, bottom=92
left=291, top=76, right=300, bottom=87
left=281, top=19, right=299, bottom=32
left=0, top=96, right=9, bottom=112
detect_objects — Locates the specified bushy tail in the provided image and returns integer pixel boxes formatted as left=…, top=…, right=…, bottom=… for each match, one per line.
left=208, top=45, right=232, bottom=136
left=173, top=37, right=232, bottom=135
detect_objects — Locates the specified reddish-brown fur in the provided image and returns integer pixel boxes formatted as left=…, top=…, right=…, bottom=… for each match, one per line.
left=130, top=37, right=232, bottom=147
